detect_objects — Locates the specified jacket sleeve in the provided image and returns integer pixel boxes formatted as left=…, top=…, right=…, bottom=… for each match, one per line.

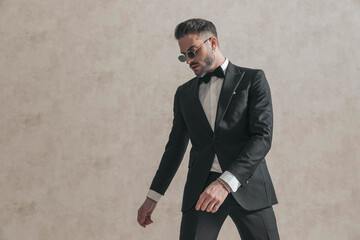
left=149, top=88, right=189, bottom=195
left=226, top=70, right=273, bottom=186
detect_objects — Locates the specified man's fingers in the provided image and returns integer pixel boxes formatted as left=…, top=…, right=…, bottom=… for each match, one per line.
left=138, top=211, right=151, bottom=226
left=196, top=194, right=210, bottom=211
left=211, top=202, right=222, bottom=213
left=206, top=200, right=218, bottom=212
left=195, top=195, right=205, bottom=210
left=196, top=194, right=217, bottom=211
left=200, top=197, right=212, bottom=211
left=137, top=208, right=144, bottom=223
left=211, top=205, right=219, bottom=213
left=138, top=215, right=146, bottom=225
left=145, top=216, right=153, bottom=225
left=138, top=214, right=152, bottom=227
left=139, top=212, right=153, bottom=226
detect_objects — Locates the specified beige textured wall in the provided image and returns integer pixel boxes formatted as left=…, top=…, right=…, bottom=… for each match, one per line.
left=0, top=0, right=359, bottom=239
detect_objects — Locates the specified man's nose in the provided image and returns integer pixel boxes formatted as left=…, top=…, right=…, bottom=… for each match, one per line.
left=186, top=56, right=194, bottom=65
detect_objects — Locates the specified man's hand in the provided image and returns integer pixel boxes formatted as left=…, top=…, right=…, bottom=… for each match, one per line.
left=195, top=179, right=230, bottom=213
left=137, top=197, right=157, bottom=228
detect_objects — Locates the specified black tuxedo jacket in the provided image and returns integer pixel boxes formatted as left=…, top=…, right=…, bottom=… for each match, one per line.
left=150, top=62, right=278, bottom=212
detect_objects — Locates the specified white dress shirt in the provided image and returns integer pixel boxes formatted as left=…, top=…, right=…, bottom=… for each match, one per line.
left=147, top=59, right=241, bottom=202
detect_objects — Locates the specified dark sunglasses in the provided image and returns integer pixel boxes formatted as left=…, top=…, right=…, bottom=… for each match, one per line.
left=178, top=37, right=212, bottom=62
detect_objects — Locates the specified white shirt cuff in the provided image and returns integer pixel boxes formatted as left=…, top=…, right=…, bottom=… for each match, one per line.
left=147, top=189, right=163, bottom=202
left=219, top=171, right=241, bottom=192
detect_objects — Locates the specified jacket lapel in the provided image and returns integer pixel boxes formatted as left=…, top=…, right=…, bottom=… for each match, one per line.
left=214, top=62, right=245, bottom=132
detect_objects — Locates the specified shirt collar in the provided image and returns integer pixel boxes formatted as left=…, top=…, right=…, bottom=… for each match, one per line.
left=220, top=58, right=229, bottom=74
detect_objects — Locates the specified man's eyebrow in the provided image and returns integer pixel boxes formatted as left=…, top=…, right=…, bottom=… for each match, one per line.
left=180, top=45, right=196, bottom=54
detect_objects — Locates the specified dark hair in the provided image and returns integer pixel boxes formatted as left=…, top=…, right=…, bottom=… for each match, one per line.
left=174, top=18, right=218, bottom=40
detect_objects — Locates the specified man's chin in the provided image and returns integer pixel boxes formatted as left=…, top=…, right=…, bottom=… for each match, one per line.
left=193, top=68, right=205, bottom=77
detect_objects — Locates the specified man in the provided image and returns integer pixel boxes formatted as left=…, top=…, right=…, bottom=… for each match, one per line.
left=137, top=18, right=280, bottom=240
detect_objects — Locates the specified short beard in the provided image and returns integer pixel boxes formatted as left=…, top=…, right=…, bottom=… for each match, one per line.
left=203, top=50, right=216, bottom=75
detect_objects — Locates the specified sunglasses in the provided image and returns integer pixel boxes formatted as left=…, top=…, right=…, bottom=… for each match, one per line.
left=178, top=37, right=212, bottom=62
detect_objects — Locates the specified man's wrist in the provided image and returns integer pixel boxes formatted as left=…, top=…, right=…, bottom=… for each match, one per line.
left=146, top=197, right=157, bottom=203
left=219, top=171, right=241, bottom=192
left=216, top=178, right=231, bottom=193
left=147, top=189, right=162, bottom=202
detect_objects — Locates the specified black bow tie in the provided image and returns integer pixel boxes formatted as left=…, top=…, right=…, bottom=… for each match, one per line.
left=199, top=66, right=225, bottom=84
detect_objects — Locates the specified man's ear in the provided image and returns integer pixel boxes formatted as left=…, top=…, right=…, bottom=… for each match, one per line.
left=210, top=37, right=218, bottom=51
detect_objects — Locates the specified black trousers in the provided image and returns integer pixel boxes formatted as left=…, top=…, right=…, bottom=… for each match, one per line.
left=180, top=172, right=280, bottom=240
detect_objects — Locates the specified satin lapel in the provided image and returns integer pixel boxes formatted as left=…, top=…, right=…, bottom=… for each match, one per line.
left=214, top=63, right=245, bottom=132
left=188, top=77, right=214, bottom=134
